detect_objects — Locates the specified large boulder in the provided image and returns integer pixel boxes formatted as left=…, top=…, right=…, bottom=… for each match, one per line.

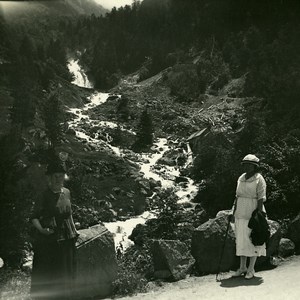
left=191, top=215, right=236, bottom=274
left=288, top=214, right=300, bottom=251
left=75, top=224, right=117, bottom=299
left=151, top=239, right=195, bottom=281
left=278, top=238, right=295, bottom=258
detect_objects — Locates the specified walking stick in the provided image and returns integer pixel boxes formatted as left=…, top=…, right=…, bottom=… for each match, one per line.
left=216, top=215, right=231, bottom=282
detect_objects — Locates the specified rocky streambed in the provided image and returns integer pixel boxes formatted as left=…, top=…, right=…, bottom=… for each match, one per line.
left=67, top=59, right=199, bottom=251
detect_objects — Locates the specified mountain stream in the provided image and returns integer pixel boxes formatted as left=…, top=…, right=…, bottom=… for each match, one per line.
left=67, top=59, right=199, bottom=250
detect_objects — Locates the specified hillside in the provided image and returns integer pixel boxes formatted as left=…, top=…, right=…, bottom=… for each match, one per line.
left=0, top=0, right=107, bottom=21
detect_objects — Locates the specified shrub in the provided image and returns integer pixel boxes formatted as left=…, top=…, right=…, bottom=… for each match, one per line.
left=112, top=246, right=153, bottom=296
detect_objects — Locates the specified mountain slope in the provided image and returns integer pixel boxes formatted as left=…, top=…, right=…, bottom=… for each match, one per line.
left=0, top=0, right=107, bottom=23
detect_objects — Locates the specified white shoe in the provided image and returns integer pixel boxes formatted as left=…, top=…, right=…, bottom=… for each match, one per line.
left=232, top=268, right=247, bottom=277
left=245, top=270, right=255, bottom=279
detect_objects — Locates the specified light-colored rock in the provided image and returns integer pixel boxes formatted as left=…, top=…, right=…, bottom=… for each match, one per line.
left=0, top=257, right=4, bottom=268
left=191, top=215, right=236, bottom=274
left=151, top=239, right=195, bottom=281
left=75, top=224, right=117, bottom=299
left=278, top=238, right=295, bottom=257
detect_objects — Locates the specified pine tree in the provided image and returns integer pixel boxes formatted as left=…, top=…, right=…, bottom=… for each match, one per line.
left=10, top=67, right=37, bottom=130
left=132, top=108, right=153, bottom=151
left=42, top=90, right=65, bottom=148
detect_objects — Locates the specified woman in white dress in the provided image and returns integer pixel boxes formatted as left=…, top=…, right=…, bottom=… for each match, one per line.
left=232, top=154, right=267, bottom=279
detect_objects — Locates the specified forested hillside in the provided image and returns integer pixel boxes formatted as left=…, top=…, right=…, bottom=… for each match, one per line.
left=61, top=0, right=300, bottom=217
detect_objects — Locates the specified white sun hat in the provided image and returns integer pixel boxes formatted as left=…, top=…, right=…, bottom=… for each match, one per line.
left=241, top=154, right=260, bottom=166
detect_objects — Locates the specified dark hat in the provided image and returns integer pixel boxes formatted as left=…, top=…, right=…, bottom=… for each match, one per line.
left=46, top=161, right=66, bottom=175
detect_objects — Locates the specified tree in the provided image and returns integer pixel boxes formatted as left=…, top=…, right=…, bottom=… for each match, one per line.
left=10, top=65, right=38, bottom=130
left=132, top=108, right=153, bottom=151
left=42, top=89, right=65, bottom=148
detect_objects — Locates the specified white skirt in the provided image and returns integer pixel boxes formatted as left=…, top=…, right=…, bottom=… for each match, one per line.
left=235, top=218, right=266, bottom=257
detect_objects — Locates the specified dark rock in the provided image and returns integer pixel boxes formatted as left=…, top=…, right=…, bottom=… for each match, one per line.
left=193, top=209, right=209, bottom=227
left=75, top=225, right=117, bottom=299
left=66, top=128, right=76, bottom=135
left=107, top=94, right=119, bottom=101
left=175, top=176, right=189, bottom=184
left=112, top=187, right=121, bottom=195
left=191, top=215, right=236, bottom=274
left=149, top=178, right=160, bottom=189
left=129, top=223, right=148, bottom=246
left=278, top=238, right=295, bottom=258
left=157, top=156, right=175, bottom=166
left=151, top=239, right=195, bottom=281
left=288, top=214, right=300, bottom=249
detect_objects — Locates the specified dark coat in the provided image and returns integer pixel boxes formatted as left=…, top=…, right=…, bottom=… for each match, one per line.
left=248, top=209, right=270, bottom=246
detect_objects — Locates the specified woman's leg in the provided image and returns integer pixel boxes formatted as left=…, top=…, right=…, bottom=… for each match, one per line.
left=233, top=256, right=247, bottom=276
left=248, top=256, right=257, bottom=271
left=240, top=256, right=247, bottom=270
left=245, top=256, right=257, bottom=279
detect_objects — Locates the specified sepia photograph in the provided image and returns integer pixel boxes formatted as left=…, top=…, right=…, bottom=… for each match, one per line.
left=0, top=0, right=300, bottom=299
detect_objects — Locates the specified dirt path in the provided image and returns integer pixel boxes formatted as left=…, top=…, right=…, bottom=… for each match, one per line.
left=117, top=255, right=300, bottom=300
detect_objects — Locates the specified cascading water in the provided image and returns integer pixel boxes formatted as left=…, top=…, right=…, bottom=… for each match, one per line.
left=68, top=59, right=93, bottom=88
left=67, top=59, right=199, bottom=250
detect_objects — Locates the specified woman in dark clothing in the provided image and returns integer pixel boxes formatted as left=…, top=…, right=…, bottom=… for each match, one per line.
left=30, top=161, right=78, bottom=300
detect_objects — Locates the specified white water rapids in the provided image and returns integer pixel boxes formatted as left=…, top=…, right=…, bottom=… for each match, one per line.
left=67, top=59, right=199, bottom=250
left=68, top=59, right=93, bottom=88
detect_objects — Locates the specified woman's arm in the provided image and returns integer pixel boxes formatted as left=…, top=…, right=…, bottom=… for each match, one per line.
left=257, top=199, right=263, bottom=212
left=32, top=218, right=54, bottom=235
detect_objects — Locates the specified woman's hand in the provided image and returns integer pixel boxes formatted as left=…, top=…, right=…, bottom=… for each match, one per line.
left=228, top=214, right=235, bottom=223
left=32, top=219, right=54, bottom=235
left=39, top=227, right=54, bottom=235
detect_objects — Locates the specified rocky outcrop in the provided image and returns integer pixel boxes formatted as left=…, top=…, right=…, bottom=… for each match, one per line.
left=278, top=238, right=295, bottom=258
left=191, top=215, right=236, bottom=274
left=75, top=224, right=117, bottom=299
left=151, top=239, right=195, bottom=281
left=288, top=214, right=300, bottom=251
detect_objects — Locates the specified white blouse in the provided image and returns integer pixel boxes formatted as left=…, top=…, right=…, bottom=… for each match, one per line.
left=234, top=173, right=267, bottom=220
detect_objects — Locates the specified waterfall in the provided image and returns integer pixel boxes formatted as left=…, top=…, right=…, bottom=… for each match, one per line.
left=68, top=59, right=93, bottom=88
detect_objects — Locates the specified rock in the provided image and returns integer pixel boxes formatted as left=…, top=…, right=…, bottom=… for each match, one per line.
left=109, top=209, right=118, bottom=217
left=75, top=224, right=117, bottom=299
left=66, top=128, right=76, bottom=135
left=129, top=223, right=148, bottom=246
left=175, top=176, right=189, bottom=184
left=157, top=156, right=175, bottom=166
left=107, top=94, right=119, bottom=101
left=151, top=239, right=195, bottom=281
left=22, top=260, right=33, bottom=273
left=278, top=238, right=295, bottom=258
left=191, top=215, right=236, bottom=274
left=193, top=209, right=209, bottom=227
left=149, top=178, right=160, bottom=188
left=288, top=214, right=300, bottom=250
left=75, top=222, right=81, bottom=229
left=0, top=257, right=4, bottom=268
left=112, top=187, right=121, bottom=195
left=216, top=210, right=232, bottom=218
left=257, top=220, right=281, bottom=265
left=140, top=188, right=148, bottom=195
